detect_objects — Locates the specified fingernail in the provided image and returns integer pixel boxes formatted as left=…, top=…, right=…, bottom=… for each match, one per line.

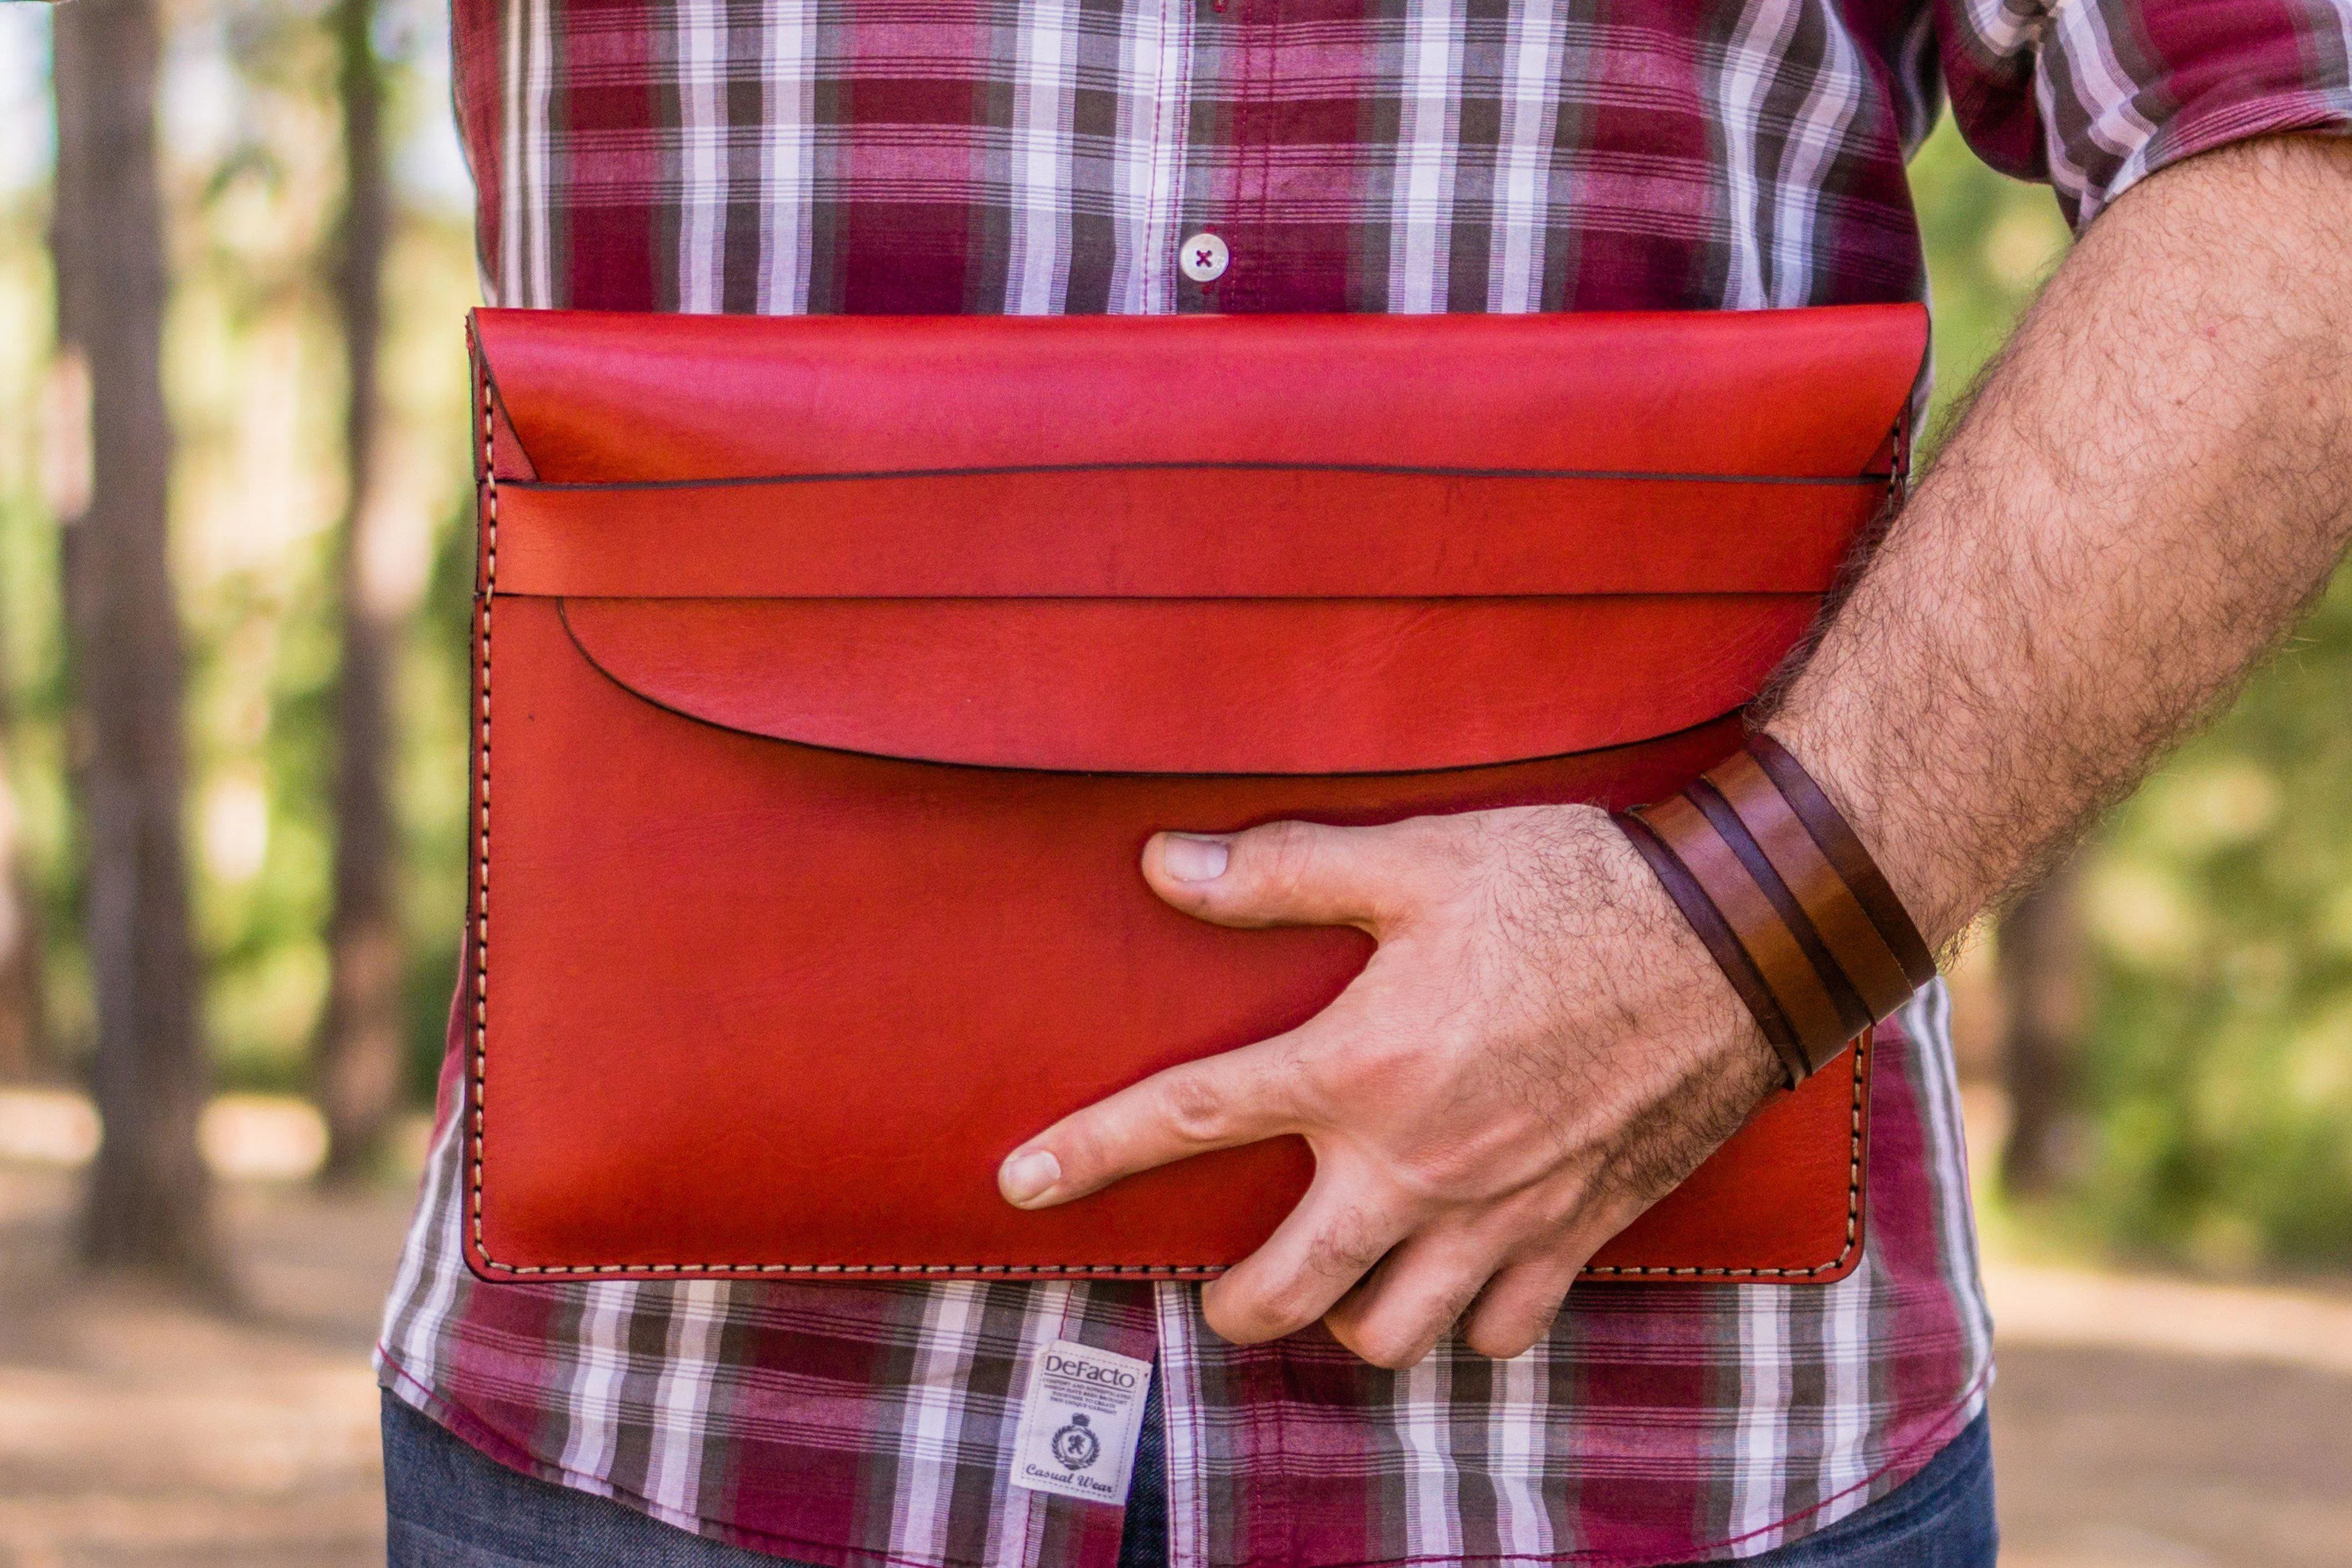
left=1000, top=1149, right=1062, bottom=1207
left=1162, top=834, right=1229, bottom=882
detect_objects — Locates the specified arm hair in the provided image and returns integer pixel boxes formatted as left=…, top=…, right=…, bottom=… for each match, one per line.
left=1766, top=134, right=2352, bottom=948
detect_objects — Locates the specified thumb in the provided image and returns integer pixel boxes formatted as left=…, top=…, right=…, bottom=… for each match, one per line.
left=1143, top=819, right=1410, bottom=933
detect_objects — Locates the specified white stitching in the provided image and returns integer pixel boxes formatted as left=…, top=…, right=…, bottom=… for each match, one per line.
left=1579, top=1028, right=1869, bottom=1280
left=469, top=344, right=496, bottom=1270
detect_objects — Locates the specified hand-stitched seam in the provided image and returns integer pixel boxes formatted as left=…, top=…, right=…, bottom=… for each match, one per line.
left=469, top=343, right=496, bottom=1273
left=1579, top=1027, right=1870, bottom=1280
left=474, top=1260, right=1237, bottom=1277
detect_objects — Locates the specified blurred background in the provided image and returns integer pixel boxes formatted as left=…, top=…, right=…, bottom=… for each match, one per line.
left=0, top=5, right=2346, bottom=1565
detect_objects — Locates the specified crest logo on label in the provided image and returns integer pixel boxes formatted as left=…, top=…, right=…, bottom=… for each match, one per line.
left=1051, top=1413, right=1101, bottom=1471
left=1012, top=1339, right=1149, bottom=1505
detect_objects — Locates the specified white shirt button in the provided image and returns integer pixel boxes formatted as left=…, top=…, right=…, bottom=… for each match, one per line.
left=1179, top=232, right=1230, bottom=283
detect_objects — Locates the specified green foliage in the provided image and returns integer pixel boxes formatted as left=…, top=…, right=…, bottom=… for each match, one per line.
left=1906, top=115, right=2072, bottom=435
left=397, top=477, right=482, bottom=1105
left=1909, top=114, right=2352, bottom=1268
left=0, top=4, right=476, bottom=1097
left=2079, top=579, right=2352, bottom=1267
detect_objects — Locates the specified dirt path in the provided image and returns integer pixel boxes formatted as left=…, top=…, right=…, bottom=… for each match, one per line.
left=1993, top=1342, right=2352, bottom=1567
left=1, top=1157, right=2347, bottom=1567
left=0, top=1166, right=399, bottom=1567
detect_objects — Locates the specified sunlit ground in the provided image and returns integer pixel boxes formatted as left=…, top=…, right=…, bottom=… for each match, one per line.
left=0, top=1133, right=408, bottom=1567
left=0, top=1072, right=2347, bottom=1568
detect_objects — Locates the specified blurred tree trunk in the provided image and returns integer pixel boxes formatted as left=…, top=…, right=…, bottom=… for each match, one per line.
left=1999, top=855, right=2086, bottom=1197
left=316, top=0, right=405, bottom=1183
left=0, top=696, right=50, bottom=1081
left=51, top=0, right=219, bottom=1282
left=0, top=567, right=49, bottom=1079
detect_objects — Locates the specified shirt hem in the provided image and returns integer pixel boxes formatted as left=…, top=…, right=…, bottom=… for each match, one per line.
left=380, top=1345, right=1991, bottom=1568
left=1269, top=1367, right=1993, bottom=1568
left=1707, top=1366, right=1992, bottom=1565
left=377, top=1347, right=975, bottom=1568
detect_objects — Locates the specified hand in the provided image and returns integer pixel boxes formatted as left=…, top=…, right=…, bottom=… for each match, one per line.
left=995, top=805, right=1784, bottom=1368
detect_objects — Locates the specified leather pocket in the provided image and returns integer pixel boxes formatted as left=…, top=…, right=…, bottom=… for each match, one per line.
left=461, top=305, right=1921, bottom=1284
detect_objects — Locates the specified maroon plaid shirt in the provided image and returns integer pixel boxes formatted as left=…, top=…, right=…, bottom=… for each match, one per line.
left=378, top=2, right=2352, bottom=1562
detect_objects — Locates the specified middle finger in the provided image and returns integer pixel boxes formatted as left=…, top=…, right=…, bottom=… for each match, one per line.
left=1320, top=1228, right=1508, bottom=1369
left=1201, top=1160, right=1407, bottom=1346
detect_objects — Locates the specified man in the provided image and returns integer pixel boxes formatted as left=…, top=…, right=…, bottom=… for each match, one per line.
left=377, top=1, right=2352, bottom=1563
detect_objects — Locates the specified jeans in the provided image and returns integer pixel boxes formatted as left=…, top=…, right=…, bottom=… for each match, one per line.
left=382, top=1384, right=1995, bottom=1567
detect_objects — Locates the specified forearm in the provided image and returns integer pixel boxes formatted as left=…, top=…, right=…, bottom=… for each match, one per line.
left=1771, top=134, right=2352, bottom=950
left=1022, top=138, right=2352, bottom=1364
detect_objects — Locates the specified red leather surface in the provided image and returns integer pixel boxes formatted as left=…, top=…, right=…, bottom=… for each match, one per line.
left=465, top=304, right=1925, bottom=1286
left=559, top=597, right=1822, bottom=774
left=471, top=306, right=1925, bottom=482
left=493, top=473, right=1878, bottom=599
left=477, top=602, right=1866, bottom=1278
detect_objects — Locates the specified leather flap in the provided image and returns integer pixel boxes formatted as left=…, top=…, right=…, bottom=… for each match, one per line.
left=485, top=305, right=1924, bottom=772
left=472, top=305, right=1928, bottom=482
left=558, top=595, right=1824, bottom=773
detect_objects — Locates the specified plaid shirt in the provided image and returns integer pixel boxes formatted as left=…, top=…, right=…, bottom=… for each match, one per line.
left=379, top=1, right=2352, bottom=1562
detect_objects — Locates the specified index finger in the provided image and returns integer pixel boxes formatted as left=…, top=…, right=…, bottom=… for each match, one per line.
left=997, top=1031, right=1312, bottom=1210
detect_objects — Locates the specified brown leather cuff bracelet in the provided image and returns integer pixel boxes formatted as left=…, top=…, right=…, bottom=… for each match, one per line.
left=1614, top=733, right=1936, bottom=1089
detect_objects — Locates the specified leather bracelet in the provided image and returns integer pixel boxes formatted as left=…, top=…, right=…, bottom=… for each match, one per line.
left=1743, top=733, right=1937, bottom=992
left=1616, top=811, right=1815, bottom=1091
left=1701, top=749, right=1922, bottom=1015
left=1615, top=733, right=1935, bottom=1087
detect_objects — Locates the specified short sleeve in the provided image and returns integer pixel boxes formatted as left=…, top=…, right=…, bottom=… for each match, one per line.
left=1935, top=0, right=2352, bottom=226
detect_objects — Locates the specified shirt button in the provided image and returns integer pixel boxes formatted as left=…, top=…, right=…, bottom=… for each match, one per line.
left=1179, top=232, right=1229, bottom=283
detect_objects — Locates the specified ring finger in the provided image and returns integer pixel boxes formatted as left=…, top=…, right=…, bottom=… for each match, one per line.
left=1320, top=1228, right=1507, bottom=1370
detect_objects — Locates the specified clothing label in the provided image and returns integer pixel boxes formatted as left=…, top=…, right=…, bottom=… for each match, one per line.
left=1009, top=1339, right=1153, bottom=1507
